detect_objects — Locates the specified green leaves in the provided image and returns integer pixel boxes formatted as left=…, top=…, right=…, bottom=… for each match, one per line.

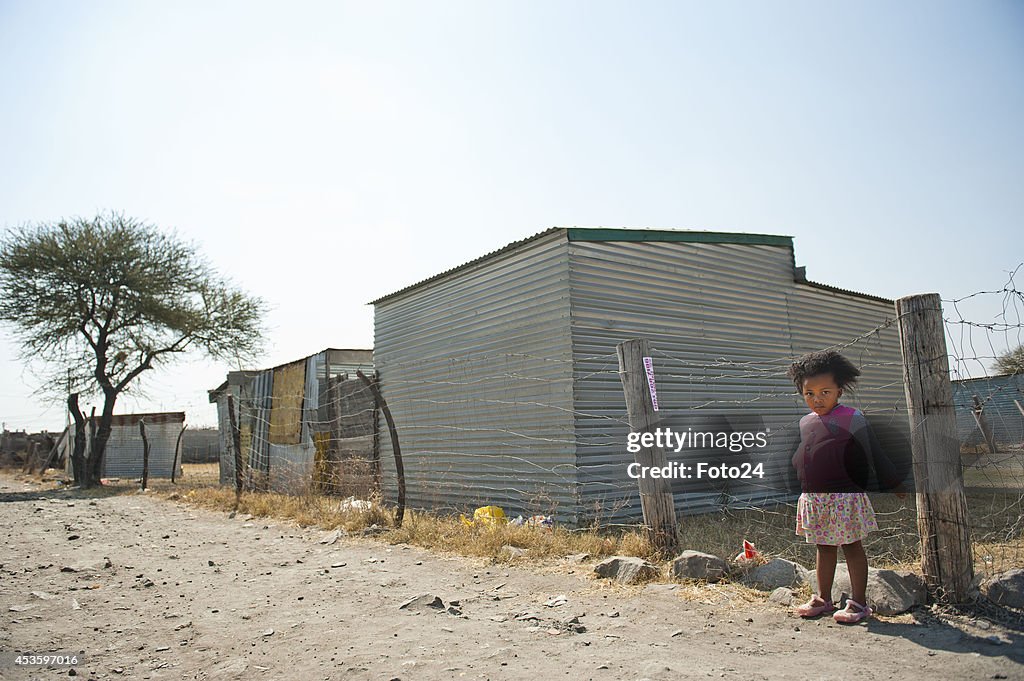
left=0, top=212, right=266, bottom=399
left=994, top=345, right=1024, bottom=375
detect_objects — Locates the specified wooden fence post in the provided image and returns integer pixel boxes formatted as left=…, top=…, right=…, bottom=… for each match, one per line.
left=139, top=418, right=150, bottom=490
left=357, top=370, right=405, bottom=528
left=227, top=395, right=244, bottom=505
left=616, top=339, right=679, bottom=556
left=895, top=293, right=974, bottom=603
left=171, top=424, right=187, bottom=483
left=970, top=395, right=999, bottom=454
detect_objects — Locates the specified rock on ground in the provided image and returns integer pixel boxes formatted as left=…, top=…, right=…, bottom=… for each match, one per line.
left=741, top=558, right=809, bottom=590
left=819, top=565, right=925, bottom=615
left=593, top=556, right=660, bottom=584
left=769, top=587, right=796, bottom=606
left=982, top=568, right=1024, bottom=610
left=670, top=550, right=729, bottom=582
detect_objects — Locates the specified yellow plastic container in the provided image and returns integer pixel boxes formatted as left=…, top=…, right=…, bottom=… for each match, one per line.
left=472, top=505, right=506, bottom=526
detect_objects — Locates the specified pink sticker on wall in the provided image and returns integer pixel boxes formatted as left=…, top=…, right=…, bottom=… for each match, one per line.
left=642, top=356, right=659, bottom=412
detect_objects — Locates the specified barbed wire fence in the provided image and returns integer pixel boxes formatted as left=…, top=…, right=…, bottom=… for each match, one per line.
left=206, top=270, right=1024, bottom=582
left=943, top=265, right=1024, bottom=579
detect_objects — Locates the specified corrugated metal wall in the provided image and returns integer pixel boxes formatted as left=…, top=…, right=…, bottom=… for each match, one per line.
left=69, top=415, right=184, bottom=479
left=243, top=369, right=274, bottom=483
left=569, top=240, right=797, bottom=519
left=567, top=239, right=909, bottom=521
left=953, top=374, right=1024, bottom=446
left=263, top=355, right=318, bottom=492
left=215, top=351, right=376, bottom=494
left=785, top=283, right=910, bottom=463
left=374, top=230, right=578, bottom=519
left=372, top=230, right=911, bottom=524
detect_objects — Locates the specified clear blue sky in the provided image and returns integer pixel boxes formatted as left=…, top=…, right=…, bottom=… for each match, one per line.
left=1, top=0, right=1021, bottom=431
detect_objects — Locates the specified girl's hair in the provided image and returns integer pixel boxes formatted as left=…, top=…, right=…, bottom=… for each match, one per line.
left=786, top=350, right=861, bottom=392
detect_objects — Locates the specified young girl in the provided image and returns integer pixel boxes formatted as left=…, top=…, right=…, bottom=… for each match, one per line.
left=787, top=350, right=903, bottom=624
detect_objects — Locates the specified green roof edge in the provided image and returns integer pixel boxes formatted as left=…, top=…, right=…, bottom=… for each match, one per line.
left=566, top=228, right=793, bottom=247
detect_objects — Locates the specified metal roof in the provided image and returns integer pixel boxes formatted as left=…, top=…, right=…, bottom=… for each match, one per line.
left=800, top=279, right=893, bottom=305
left=368, top=227, right=795, bottom=305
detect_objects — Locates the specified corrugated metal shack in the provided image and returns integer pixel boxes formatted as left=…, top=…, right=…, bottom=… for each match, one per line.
left=371, top=228, right=910, bottom=524
left=953, top=373, right=1024, bottom=447
left=64, top=412, right=185, bottom=479
left=209, top=349, right=376, bottom=494
left=209, top=371, right=259, bottom=484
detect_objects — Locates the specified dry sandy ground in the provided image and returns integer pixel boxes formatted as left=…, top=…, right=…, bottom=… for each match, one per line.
left=1, top=474, right=1022, bottom=681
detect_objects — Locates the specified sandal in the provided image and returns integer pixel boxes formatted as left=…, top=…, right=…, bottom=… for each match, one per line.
left=833, top=598, right=872, bottom=623
left=794, top=595, right=836, bottom=617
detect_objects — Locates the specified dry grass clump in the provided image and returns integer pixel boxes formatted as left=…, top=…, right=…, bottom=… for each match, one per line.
left=179, top=485, right=392, bottom=532
left=386, top=510, right=656, bottom=562
left=172, top=483, right=658, bottom=563
left=162, top=467, right=1024, bottom=576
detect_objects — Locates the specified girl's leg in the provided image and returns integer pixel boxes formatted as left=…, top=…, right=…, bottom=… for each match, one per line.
left=841, top=540, right=868, bottom=605
left=815, top=544, right=839, bottom=601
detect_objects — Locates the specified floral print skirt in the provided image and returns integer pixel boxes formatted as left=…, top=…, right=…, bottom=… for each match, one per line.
left=796, top=492, right=878, bottom=546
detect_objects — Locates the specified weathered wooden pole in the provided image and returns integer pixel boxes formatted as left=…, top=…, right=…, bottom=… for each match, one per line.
left=357, top=370, right=405, bottom=528
left=171, top=424, right=187, bottom=484
left=971, top=395, right=999, bottom=454
left=68, top=395, right=87, bottom=485
left=227, top=395, right=244, bottom=505
left=616, top=339, right=679, bottom=556
left=895, top=293, right=974, bottom=603
left=139, top=418, right=151, bottom=490
left=22, top=441, right=38, bottom=474
left=37, top=428, right=65, bottom=479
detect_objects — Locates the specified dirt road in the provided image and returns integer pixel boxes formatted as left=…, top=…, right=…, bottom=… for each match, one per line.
left=1, top=475, right=1022, bottom=680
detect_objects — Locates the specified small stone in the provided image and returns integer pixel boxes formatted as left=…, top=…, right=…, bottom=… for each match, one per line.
left=261, top=629, right=274, bottom=637
left=398, top=594, right=445, bottom=611
left=501, top=545, right=528, bottom=559
left=318, top=529, right=346, bottom=545
left=768, top=587, right=795, bottom=606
